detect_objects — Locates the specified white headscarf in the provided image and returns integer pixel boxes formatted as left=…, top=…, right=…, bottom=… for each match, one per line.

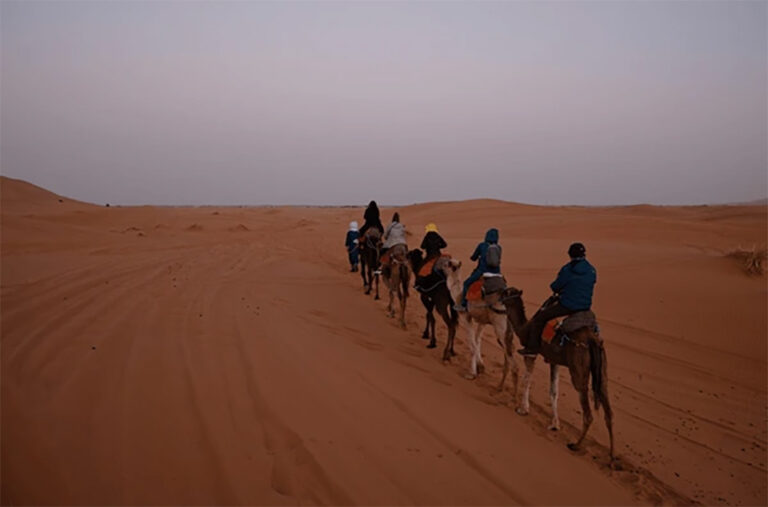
left=349, top=221, right=358, bottom=231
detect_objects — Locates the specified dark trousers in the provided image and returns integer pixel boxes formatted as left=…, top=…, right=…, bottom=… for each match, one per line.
left=527, top=302, right=575, bottom=349
left=348, top=247, right=359, bottom=266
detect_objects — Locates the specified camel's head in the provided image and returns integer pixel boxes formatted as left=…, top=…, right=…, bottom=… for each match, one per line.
left=440, top=257, right=462, bottom=278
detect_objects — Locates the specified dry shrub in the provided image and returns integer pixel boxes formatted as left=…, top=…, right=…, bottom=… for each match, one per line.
left=726, top=246, right=767, bottom=275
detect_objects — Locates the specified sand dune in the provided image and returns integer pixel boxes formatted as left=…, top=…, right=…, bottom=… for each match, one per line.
left=2, top=176, right=766, bottom=505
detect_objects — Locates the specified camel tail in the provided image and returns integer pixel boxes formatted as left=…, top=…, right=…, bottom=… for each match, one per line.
left=588, top=337, right=605, bottom=411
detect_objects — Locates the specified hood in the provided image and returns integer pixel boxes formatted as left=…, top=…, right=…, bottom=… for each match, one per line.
left=569, top=258, right=591, bottom=274
left=349, top=221, right=358, bottom=231
left=484, top=228, right=499, bottom=244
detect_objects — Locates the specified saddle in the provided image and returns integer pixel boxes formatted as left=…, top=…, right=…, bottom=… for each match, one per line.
left=381, top=244, right=407, bottom=267
left=543, top=311, right=599, bottom=345
left=418, top=253, right=450, bottom=277
left=364, top=229, right=381, bottom=249
left=467, top=273, right=507, bottom=302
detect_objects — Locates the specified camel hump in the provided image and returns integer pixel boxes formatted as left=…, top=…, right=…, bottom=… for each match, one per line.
left=482, top=273, right=506, bottom=296
left=466, top=275, right=507, bottom=302
left=432, top=254, right=451, bottom=271
left=560, top=311, right=597, bottom=334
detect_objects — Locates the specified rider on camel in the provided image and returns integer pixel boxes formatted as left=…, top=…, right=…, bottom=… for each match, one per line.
left=378, top=212, right=407, bottom=276
left=358, top=200, right=384, bottom=238
left=518, top=242, right=596, bottom=357
left=414, top=223, right=448, bottom=292
left=421, top=223, right=447, bottom=262
left=455, top=228, right=501, bottom=311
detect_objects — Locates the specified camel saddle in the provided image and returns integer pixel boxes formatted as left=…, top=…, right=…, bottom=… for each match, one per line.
left=543, top=311, right=598, bottom=344
left=364, top=229, right=381, bottom=248
left=382, top=244, right=407, bottom=267
left=467, top=273, right=507, bottom=302
left=561, top=311, right=597, bottom=333
left=418, top=253, right=451, bottom=277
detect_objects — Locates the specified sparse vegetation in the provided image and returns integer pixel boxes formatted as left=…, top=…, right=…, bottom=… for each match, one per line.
left=726, top=246, right=767, bottom=275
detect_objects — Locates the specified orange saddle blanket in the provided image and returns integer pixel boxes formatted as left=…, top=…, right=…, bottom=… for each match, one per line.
left=542, top=319, right=559, bottom=343
left=418, top=258, right=437, bottom=277
left=418, top=254, right=450, bottom=277
left=466, top=280, right=484, bottom=301
left=380, top=251, right=390, bottom=265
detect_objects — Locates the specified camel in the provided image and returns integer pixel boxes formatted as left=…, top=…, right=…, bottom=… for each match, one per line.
left=406, top=249, right=458, bottom=360
left=380, top=244, right=410, bottom=328
left=503, top=288, right=614, bottom=459
left=440, top=259, right=519, bottom=395
left=359, top=229, right=381, bottom=299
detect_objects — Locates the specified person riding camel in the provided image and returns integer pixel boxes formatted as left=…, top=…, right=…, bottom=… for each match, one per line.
left=455, top=228, right=501, bottom=311
left=358, top=200, right=384, bottom=238
left=517, top=242, right=597, bottom=357
left=378, top=212, right=407, bottom=276
left=421, top=223, right=447, bottom=262
left=414, top=223, right=448, bottom=292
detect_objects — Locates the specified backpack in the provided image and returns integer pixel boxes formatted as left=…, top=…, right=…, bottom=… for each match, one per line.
left=485, top=243, right=501, bottom=269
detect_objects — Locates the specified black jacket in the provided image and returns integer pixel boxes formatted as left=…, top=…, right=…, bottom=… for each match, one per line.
left=360, top=205, right=384, bottom=235
left=421, top=231, right=447, bottom=258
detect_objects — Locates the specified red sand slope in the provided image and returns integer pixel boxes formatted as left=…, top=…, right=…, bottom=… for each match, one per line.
left=2, top=176, right=766, bottom=505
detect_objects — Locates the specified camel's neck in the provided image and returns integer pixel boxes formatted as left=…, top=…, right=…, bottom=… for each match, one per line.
left=506, top=298, right=529, bottom=336
left=445, top=271, right=463, bottom=304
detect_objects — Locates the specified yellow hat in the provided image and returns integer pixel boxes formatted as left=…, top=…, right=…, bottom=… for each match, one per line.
left=424, top=223, right=438, bottom=233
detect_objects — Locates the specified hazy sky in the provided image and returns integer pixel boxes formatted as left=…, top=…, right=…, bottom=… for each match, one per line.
left=2, top=1, right=766, bottom=206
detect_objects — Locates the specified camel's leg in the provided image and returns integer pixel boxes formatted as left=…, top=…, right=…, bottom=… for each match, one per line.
left=604, top=395, right=614, bottom=459
left=568, top=387, right=593, bottom=452
left=398, top=270, right=407, bottom=329
left=363, top=265, right=371, bottom=293
left=516, top=356, right=536, bottom=415
left=436, top=303, right=453, bottom=358
left=493, top=317, right=512, bottom=391
left=464, top=322, right=481, bottom=379
left=429, top=308, right=437, bottom=345
left=548, top=364, right=561, bottom=431
left=421, top=294, right=433, bottom=340
left=601, top=380, right=615, bottom=459
left=374, top=273, right=380, bottom=300
left=568, top=354, right=593, bottom=451
left=360, top=253, right=368, bottom=288
left=428, top=309, right=438, bottom=349
left=474, top=322, right=485, bottom=375
left=506, top=326, right=519, bottom=399
left=446, top=302, right=458, bottom=357
left=425, top=311, right=436, bottom=343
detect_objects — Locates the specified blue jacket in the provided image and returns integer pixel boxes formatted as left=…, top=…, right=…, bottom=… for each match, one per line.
left=550, top=258, right=596, bottom=311
left=345, top=230, right=359, bottom=251
left=470, top=228, right=501, bottom=274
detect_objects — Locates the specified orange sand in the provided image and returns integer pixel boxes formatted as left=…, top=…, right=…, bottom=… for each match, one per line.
left=2, top=176, right=766, bottom=505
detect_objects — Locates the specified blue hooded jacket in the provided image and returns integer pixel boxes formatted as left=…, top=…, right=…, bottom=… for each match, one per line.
left=470, top=228, right=501, bottom=274
left=345, top=230, right=359, bottom=252
left=550, top=258, right=596, bottom=311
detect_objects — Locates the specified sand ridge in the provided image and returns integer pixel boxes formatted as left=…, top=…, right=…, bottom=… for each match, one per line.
left=1, top=176, right=766, bottom=505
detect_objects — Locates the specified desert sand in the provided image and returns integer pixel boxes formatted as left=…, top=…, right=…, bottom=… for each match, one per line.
left=2, top=176, right=766, bottom=505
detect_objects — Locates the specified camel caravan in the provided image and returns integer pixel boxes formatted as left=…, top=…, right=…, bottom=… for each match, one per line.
left=346, top=201, right=614, bottom=461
